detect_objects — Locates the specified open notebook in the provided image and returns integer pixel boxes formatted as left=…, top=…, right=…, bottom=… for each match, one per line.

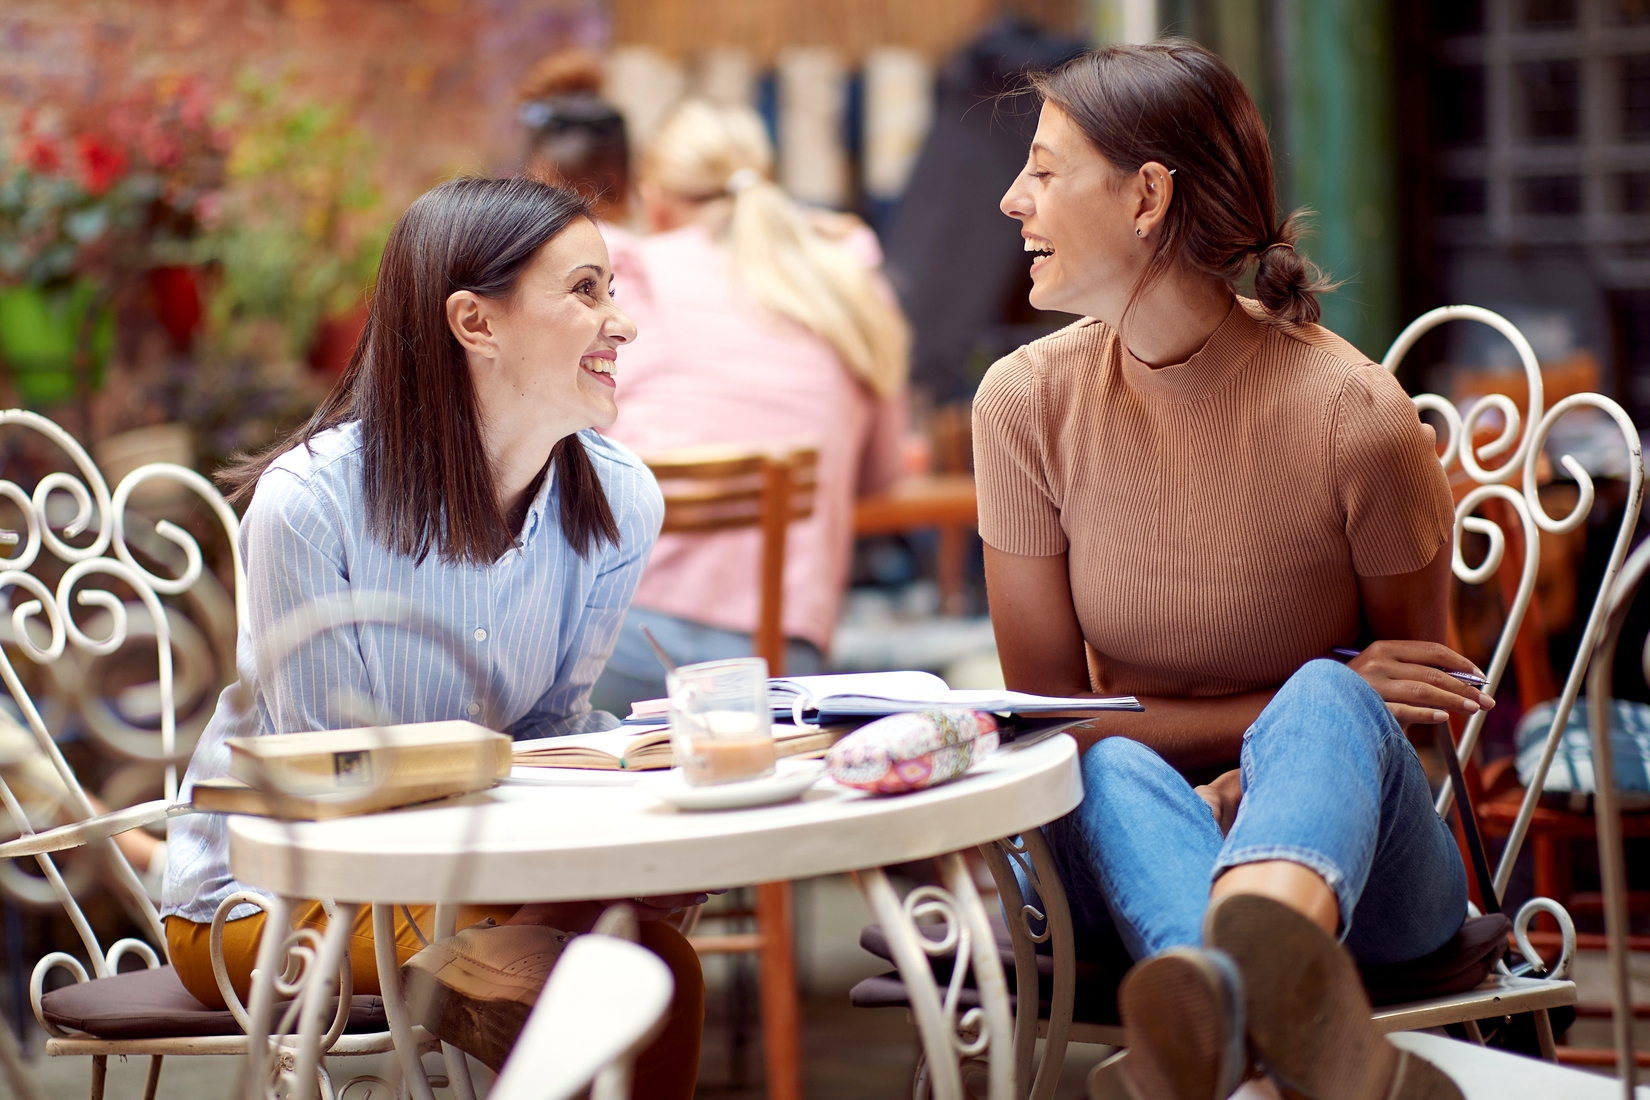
left=626, top=670, right=1142, bottom=727
left=512, top=722, right=851, bottom=772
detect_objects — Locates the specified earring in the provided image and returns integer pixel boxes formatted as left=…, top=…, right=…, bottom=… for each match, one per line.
left=1136, top=228, right=1143, bottom=237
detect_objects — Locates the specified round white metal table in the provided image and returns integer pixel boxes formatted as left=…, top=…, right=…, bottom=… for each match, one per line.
left=228, top=733, right=1083, bottom=1100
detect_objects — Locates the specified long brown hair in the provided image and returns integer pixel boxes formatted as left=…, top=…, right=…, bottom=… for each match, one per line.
left=218, top=177, right=621, bottom=564
left=1031, top=40, right=1332, bottom=324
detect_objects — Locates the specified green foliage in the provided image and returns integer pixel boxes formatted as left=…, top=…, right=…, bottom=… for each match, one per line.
left=0, top=135, right=158, bottom=290
left=193, top=73, right=390, bottom=360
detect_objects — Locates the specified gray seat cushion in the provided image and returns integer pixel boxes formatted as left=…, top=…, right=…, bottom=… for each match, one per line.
left=39, top=964, right=387, bottom=1040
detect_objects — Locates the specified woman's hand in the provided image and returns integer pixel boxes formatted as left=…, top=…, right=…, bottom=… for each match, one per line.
left=1194, top=768, right=1243, bottom=835
left=1345, top=640, right=1492, bottom=728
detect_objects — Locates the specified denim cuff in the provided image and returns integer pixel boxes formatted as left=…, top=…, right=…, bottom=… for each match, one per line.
left=1211, top=844, right=1356, bottom=941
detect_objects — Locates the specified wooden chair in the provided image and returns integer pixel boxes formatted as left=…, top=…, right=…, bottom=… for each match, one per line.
left=852, top=474, right=978, bottom=616
left=642, top=444, right=818, bottom=1100
left=0, top=410, right=419, bottom=1100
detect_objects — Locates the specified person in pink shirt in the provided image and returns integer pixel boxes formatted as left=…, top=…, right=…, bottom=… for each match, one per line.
left=591, top=100, right=909, bottom=710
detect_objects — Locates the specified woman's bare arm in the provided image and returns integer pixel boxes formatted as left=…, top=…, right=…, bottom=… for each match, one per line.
left=984, top=544, right=1271, bottom=770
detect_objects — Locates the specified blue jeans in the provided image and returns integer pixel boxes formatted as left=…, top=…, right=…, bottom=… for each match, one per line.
left=589, top=606, right=826, bottom=716
left=1042, top=659, right=1467, bottom=967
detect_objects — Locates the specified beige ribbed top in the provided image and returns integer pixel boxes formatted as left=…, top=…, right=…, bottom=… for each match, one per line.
left=973, top=298, right=1453, bottom=699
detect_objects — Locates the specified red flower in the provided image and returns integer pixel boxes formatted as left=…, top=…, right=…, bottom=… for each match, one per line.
left=21, top=135, right=62, bottom=174
left=75, top=135, right=128, bottom=195
left=16, top=112, right=62, bottom=173
left=140, top=124, right=181, bottom=169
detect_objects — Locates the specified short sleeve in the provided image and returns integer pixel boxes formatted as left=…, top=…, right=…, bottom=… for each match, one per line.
left=972, top=352, right=1067, bottom=556
left=1332, top=367, right=1454, bottom=576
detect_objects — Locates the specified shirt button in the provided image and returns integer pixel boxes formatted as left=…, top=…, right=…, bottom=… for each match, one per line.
left=473, top=627, right=488, bottom=642
left=466, top=702, right=481, bottom=716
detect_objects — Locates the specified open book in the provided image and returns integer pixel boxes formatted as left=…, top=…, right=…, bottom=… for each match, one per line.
left=629, top=671, right=1143, bottom=727
left=512, top=722, right=851, bottom=771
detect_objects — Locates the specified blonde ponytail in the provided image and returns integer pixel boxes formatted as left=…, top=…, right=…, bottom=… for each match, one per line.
left=642, top=100, right=909, bottom=399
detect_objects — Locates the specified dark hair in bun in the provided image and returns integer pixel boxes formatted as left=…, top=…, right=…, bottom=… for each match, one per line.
left=1031, top=40, right=1334, bottom=325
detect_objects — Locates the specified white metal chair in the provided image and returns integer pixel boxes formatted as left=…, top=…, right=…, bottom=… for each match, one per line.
left=0, top=411, right=426, bottom=1100
left=1367, top=305, right=1642, bottom=1049
left=1577, top=534, right=1650, bottom=1096
left=488, top=907, right=674, bottom=1100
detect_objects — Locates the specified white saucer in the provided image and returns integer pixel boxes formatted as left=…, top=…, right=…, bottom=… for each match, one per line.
left=640, top=759, right=827, bottom=811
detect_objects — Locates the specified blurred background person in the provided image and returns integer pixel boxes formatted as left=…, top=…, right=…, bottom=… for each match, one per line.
left=517, top=48, right=633, bottom=227
left=589, top=100, right=909, bottom=712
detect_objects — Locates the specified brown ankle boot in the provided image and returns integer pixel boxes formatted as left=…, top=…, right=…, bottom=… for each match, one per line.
left=400, top=923, right=573, bottom=1071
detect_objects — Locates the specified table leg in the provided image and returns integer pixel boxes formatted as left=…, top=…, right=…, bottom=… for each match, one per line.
left=292, top=902, right=357, bottom=1100
left=432, top=903, right=479, bottom=1100
left=854, top=853, right=1015, bottom=1100
left=978, top=831, right=1076, bottom=1100
left=937, top=525, right=967, bottom=617
left=372, top=904, right=436, bottom=1100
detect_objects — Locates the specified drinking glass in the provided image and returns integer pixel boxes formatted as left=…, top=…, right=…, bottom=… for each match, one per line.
left=666, top=657, right=775, bottom=785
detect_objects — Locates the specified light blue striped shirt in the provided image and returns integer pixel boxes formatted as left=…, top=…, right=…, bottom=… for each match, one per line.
left=162, top=423, right=663, bottom=922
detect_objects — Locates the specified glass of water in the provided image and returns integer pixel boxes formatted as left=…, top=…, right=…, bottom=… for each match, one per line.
left=666, top=657, right=775, bottom=785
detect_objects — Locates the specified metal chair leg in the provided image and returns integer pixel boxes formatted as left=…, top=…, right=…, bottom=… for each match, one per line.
left=0, top=1010, right=41, bottom=1100
left=1533, top=1008, right=1558, bottom=1062
left=142, top=1056, right=163, bottom=1100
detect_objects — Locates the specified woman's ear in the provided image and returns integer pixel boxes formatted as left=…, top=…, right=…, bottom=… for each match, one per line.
left=1132, top=161, right=1175, bottom=240
left=446, top=290, right=498, bottom=360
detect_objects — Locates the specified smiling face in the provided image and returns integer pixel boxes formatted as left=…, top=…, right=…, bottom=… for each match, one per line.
left=448, top=216, right=636, bottom=448
left=1000, top=103, right=1161, bottom=323
left=482, top=217, right=634, bottom=434
left=445, top=215, right=638, bottom=513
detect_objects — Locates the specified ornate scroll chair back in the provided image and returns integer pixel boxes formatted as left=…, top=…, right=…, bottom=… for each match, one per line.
left=0, top=412, right=407, bottom=1100
left=1364, top=305, right=1646, bottom=1051
left=641, top=444, right=816, bottom=1100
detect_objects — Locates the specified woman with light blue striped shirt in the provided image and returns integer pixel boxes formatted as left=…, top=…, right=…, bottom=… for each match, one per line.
left=160, top=178, right=703, bottom=1095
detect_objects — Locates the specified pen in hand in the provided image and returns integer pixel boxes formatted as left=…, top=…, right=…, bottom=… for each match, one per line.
left=1330, top=647, right=1488, bottom=687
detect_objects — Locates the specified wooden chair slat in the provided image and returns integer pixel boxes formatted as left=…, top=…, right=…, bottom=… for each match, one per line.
left=655, top=484, right=765, bottom=506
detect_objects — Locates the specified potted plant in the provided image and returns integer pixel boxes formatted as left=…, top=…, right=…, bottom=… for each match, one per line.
left=0, top=86, right=226, bottom=414
left=193, top=74, right=389, bottom=373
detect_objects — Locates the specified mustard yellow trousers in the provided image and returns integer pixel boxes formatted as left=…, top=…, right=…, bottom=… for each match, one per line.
left=165, top=902, right=703, bottom=1100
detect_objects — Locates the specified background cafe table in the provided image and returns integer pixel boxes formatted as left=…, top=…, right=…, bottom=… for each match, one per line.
left=227, top=733, right=1082, bottom=1100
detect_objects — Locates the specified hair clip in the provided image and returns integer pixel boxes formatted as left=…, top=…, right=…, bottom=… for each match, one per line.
left=726, top=168, right=764, bottom=194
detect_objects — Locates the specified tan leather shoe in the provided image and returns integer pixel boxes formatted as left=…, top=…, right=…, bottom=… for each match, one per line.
left=1114, top=947, right=1248, bottom=1100
left=1204, top=894, right=1462, bottom=1100
left=400, top=923, right=572, bottom=1071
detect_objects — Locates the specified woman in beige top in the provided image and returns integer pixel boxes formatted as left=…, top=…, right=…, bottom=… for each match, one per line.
left=977, top=42, right=1480, bottom=1100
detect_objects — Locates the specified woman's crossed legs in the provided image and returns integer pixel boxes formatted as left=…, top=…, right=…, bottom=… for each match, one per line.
left=1050, top=658, right=1467, bottom=965
left=1056, top=660, right=1472, bottom=1097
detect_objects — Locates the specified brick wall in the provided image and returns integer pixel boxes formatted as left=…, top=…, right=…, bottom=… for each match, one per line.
left=0, top=0, right=608, bottom=210
left=610, top=0, right=1081, bottom=63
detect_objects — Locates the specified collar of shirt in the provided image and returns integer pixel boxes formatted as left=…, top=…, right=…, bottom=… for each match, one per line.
left=517, top=459, right=557, bottom=551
